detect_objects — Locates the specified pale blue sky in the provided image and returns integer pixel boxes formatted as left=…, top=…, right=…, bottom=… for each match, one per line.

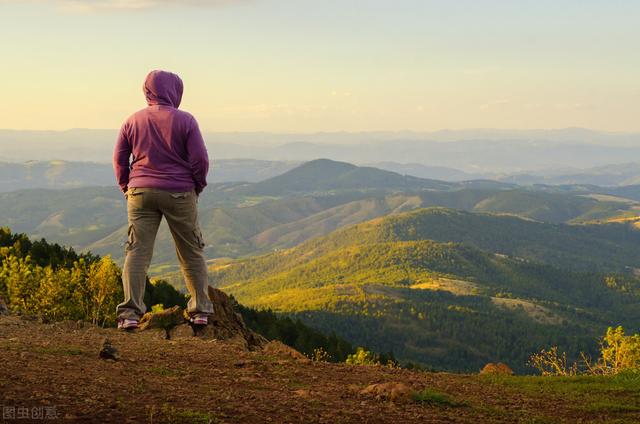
left=0, top=0, right=638, bottom=131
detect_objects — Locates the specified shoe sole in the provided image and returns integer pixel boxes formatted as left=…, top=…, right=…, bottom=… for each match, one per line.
left=117, top=320, right=139, bottom=331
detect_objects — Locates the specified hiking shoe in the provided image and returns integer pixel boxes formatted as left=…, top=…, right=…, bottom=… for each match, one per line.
left=117, top=318, right=139, bottom=330
left=190, top=314, right=208, bottom=326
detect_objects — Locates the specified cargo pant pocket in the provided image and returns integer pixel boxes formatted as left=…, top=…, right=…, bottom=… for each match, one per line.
left=126, top=189, right=143, bottom=205
left=125, top=224, right=136, bottom=252
left=193, top=228, right=205, bottom=249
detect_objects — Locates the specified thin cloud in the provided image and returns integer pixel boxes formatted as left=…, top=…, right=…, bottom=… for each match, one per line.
left=35, top=0, right=251, bottom=12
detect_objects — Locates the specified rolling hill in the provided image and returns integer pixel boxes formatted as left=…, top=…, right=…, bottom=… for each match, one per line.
left=209, top=208, right=640, bottom=371
left=364, top=208, right=640, bottom=271
left=2, top=159, right=639, bottom=273
left=237, top=159, right=455, bottom=196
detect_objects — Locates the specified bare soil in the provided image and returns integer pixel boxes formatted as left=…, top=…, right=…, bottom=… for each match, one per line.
left=1, top=315, right=638, bottom=423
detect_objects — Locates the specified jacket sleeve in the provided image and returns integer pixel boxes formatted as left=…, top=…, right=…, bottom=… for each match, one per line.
left=113, top=122, right=132, bottom=194
left=185, top=116, right=209, bottom=195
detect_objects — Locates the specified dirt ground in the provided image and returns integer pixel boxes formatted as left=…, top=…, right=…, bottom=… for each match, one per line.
left=1, top=315, right=638, bottom=423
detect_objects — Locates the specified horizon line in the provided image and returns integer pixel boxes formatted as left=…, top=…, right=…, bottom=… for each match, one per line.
left=1, top=127, right=639, bottom=135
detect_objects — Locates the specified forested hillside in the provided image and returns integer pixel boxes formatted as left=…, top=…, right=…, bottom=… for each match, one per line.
left=209, top=209, right=640, bottom=372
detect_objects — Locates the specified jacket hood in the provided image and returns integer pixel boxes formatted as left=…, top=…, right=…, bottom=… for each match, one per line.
left=143, top=70, right=183, bottom=108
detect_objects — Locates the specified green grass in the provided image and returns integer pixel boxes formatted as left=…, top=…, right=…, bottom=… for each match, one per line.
left=412, top=388, right=464, bottom=407
left=484, top=372, right=640, bottom=414
left=583, top=401, right=640, bottom=413
left=147, top=366, right=180, bottom=377
left=154, top=405, right=218, bottom=424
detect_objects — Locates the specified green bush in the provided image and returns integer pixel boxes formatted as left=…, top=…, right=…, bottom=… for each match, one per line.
left=346, top=347, right=378, bottom=365
left=529, top=326, right=640, bottom=376
left=0, top=251, right=123, bottom=326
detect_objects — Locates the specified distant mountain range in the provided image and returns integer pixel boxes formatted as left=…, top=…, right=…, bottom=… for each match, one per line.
left=499, top=163, right=640, bottom=187
left=2, top=159, right=639, bottom=275
left=1, top=128, right=638, bottom=173
left=0, top=159, right=300, bottom=192
left=3, top=156, right=640, bottom=194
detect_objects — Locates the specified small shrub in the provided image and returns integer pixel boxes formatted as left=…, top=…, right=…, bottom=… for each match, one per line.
left=528, top=326, right=640, bottom=376
left=600, top=326, right=640, bottom=374
left=151, top=304, right=165, bottom=314
left=346, top=347, right=378, bottom=366
left=528, top=346, right=578, bottom=376
left=312, top=347, right=331, bottom=362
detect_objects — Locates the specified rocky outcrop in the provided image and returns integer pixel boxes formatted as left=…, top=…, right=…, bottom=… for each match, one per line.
left=139, top=305, right=186, bottom=338
left=140, top=286, right=267, bottom=350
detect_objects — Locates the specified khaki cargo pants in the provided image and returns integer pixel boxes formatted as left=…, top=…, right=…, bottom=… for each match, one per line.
left=115, top=187, right=214, bottom=320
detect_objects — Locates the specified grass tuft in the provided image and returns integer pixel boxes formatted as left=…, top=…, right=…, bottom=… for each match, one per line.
left=412, top=388, right=465, bottom=407
left=156, top=405, right=218, bottom=424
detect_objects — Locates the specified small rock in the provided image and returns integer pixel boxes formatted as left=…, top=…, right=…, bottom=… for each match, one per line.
left=360, top=382, right=414, bottom=402
left=99, top=337, right=119, bottom=361
left=292, top=389, right=311, bottom=399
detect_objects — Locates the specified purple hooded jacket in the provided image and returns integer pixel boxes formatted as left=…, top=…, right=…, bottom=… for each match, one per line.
left=113, top=70, right=209, bottom=195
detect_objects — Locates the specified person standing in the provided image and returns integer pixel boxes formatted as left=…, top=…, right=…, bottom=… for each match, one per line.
left=113, top=70, right=214, bottom=330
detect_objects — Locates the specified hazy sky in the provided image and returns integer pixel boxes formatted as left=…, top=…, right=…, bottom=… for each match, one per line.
left=0, top=0, right=638, bottom=132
